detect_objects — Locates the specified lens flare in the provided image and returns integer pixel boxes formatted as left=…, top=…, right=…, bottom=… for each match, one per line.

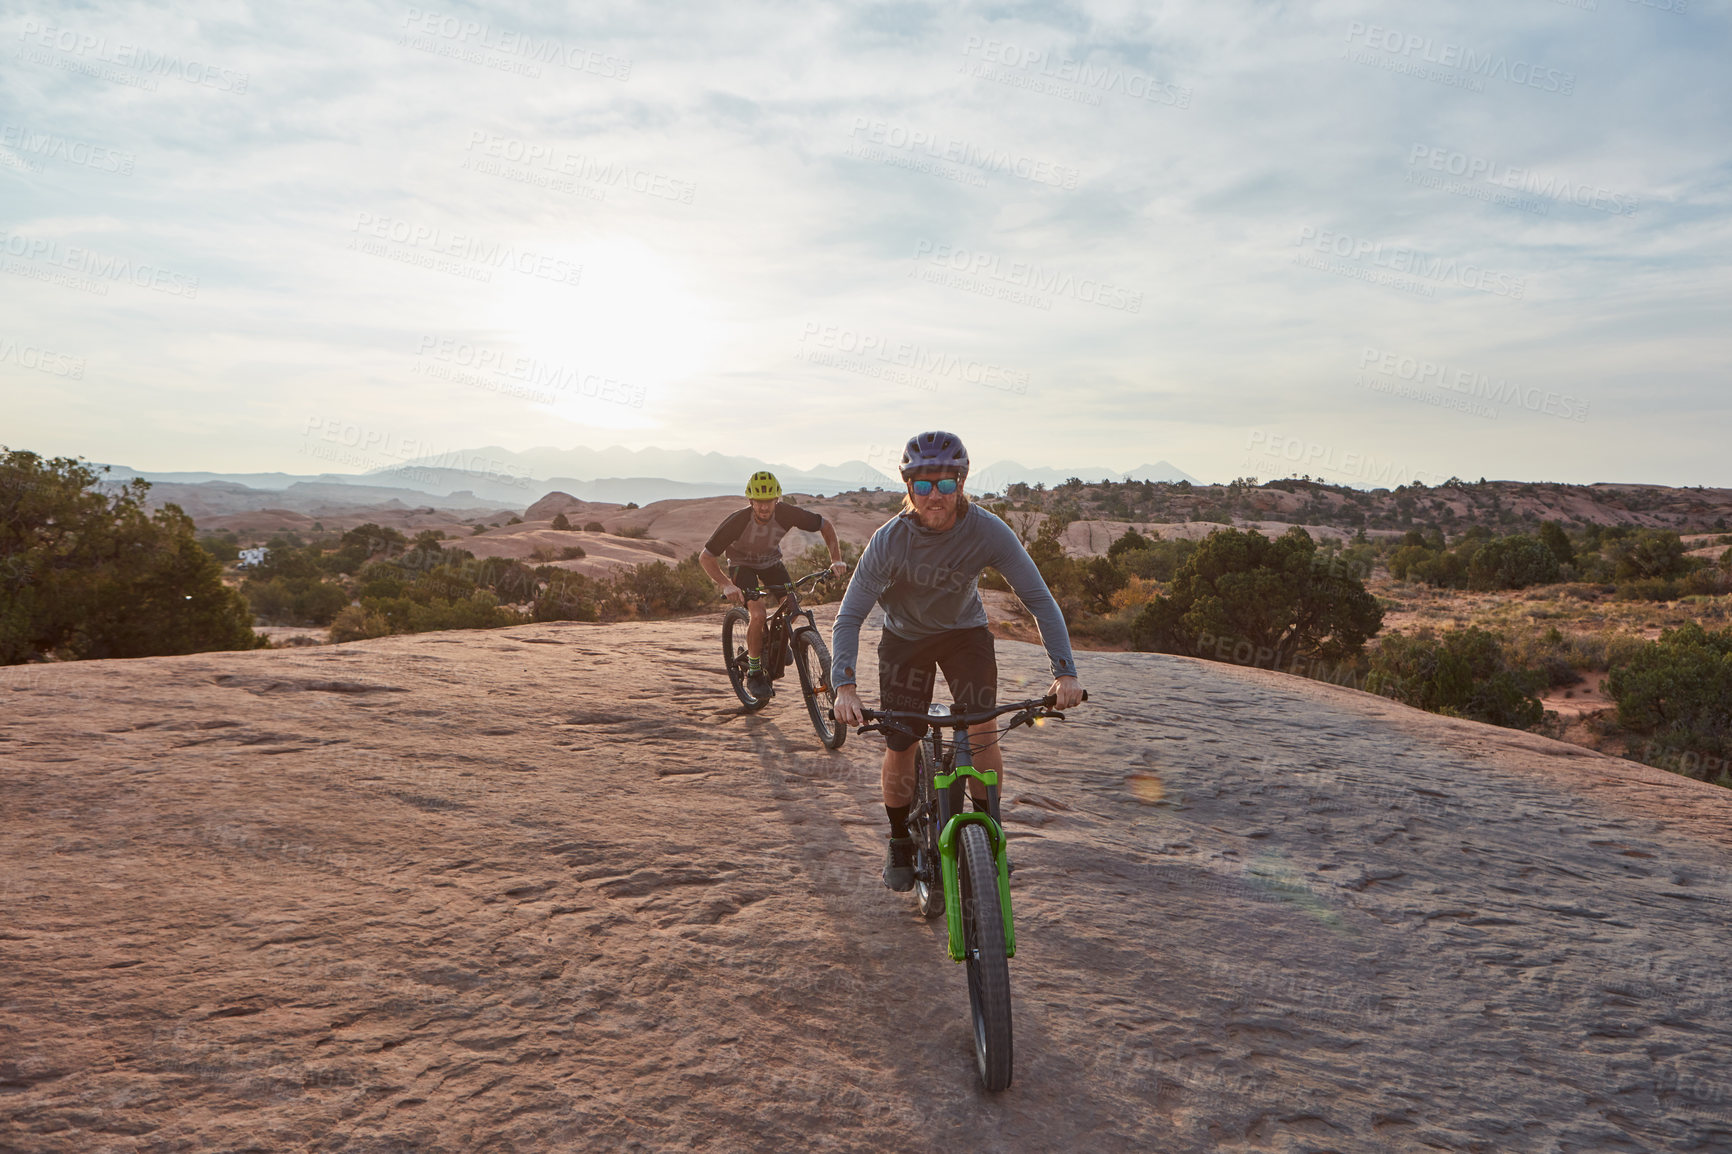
left=1127, top=771, right=1165, bottom=804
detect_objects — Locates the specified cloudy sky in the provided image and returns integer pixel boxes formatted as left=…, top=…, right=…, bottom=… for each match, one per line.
left=3, top=0, right=1728, bottom=489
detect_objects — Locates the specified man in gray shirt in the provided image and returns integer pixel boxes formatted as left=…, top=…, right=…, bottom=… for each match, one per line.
left=831, top=431, right=1085, bottom=891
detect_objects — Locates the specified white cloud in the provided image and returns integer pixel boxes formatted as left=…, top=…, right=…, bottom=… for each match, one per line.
left=2, top=0, right=1728, bottom=484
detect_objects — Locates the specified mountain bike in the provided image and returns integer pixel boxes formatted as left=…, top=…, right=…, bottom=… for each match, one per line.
left=856, top=691, right=1086, bottom=1092
left=721, top=569, right=844, bottom=749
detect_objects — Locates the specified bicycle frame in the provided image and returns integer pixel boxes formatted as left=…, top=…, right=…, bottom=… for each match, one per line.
left=860, top=695, right=1084, bottom=961
left=932, top=724, right=1016, bottom=963
left=741, top=574, right=823, bottom=680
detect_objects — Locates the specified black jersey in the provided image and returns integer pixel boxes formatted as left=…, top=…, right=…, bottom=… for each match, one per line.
left=703, top=503, right=824, bottom=568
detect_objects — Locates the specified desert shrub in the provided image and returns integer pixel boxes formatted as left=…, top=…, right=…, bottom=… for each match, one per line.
left=0, top=449, right=264, bottom=663
left=474, top=557, right=539, bottom=605
left=1078, top=555, right=1129, bottom=614
left=330, top=590, right=521, bottom=642
left=1466, top=533, right=1561, bottom=591
left=242, top=576, right=350, bottom=626
left=1107, top=528, right=1153, bottom=561
left=532, top=568, right=601, bottom=622
left=614, top=524, right=650, bottom=539
left=584, top=521, right=604, bottom=533
left=198, top=535, right=241, bottom=565
left=1615, top=577, right=1682, bottom=602
left=1365, top=628, right=1545, bottom=729
left=559, top=545, right=586, bottom=560
left=607, top=553, right=716, bottom=616
left=1606, top=530, right=1690, bottom=581
left=1130, top=527, right=1383, bottom=668
left=323, top=523, right=407, bottom=575
left=551, top=513, right=573, bottom=530
left=787, top=539, right=863, bottom=604
left=1109, top=576, right=1160, bottom=612
left=1115, top=537, right=1197, bottom=582
left=1538, top=520, right=1574, bottom=565
left=1606, top=622, right=1732, bottom=782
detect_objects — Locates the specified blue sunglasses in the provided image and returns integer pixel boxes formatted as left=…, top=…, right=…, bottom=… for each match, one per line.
left=910, top=478, right=959, bottom=496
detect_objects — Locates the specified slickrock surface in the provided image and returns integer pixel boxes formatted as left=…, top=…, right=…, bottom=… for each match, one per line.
left=3, top=614, right=1730, bottom=1153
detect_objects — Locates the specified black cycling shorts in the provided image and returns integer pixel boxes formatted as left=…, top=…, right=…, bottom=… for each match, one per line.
left=729, top=562, right=792, bottom=597
left=877, top=626, right=997, bottom=752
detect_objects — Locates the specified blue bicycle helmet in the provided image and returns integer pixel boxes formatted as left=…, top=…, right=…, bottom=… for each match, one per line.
left=899, top=431, right=969, bottom=480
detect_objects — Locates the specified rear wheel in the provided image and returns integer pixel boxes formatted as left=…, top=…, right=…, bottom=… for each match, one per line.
left=721, top=607, right=768, bottom=711
left=791, top=628, right=844, bottom=749
left=960, top=821, right=1013, bottom=1091
left=912, top=744, right=944, bottom=919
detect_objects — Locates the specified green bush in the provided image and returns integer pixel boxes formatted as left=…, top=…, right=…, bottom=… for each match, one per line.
left=614, top=524, right=650, bottom=539
left=1606, top=622, right=1732, bottom=782
left=1365, top=628, right=1545, bottom=729
left=552, top=513, right=573, bottom=531
left=583, top=521, right=604, bottom=533
left=1, top=449, right=264, bottom=663
left=1115, top=537, right=1197, bottom=582
left=608, top=553, right=716, bottom=616
left=532, top=569, right=601, bottom=622
left=198, top=534, right=241, bottom=565
left=330, top=591, right=522, bottom=642
left=1466, top=533, right=1561, bottom=591
left=1607, top=530, right=1691, bottom=581
left=1130, top=527, right=1382, bottom=668
left=242, top=575, right=350, bottom=626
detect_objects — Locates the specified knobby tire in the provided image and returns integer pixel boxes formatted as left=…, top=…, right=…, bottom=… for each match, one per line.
left=960, top=821, right=1013, bottom=1091
left=791, top=628, right=844, bottom=750
left=721, top=607, right=768, bottom=711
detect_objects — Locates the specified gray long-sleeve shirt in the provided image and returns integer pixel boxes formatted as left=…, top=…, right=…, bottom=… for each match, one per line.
left=830, top=503, right=1078, bottom=689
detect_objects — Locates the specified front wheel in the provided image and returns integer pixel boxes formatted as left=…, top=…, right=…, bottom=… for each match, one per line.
left=791, top=628, right=844, bottom=749
left=960, top=821, right=1013, bottom=1091
left=721, top=608, right=768, bottom=711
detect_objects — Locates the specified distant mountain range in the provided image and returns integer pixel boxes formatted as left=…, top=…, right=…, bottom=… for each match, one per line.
left=99, top=445, right=1201, bottom=511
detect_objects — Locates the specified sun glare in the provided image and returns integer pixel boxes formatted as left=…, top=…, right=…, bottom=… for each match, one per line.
left=487, top=237, right=717, bottom=430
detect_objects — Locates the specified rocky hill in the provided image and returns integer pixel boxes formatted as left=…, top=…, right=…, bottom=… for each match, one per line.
left=3, top=615, right=1729, bottom=1152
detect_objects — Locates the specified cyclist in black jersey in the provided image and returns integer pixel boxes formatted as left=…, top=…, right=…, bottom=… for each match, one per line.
left=699, top=471, right=847, bottom=697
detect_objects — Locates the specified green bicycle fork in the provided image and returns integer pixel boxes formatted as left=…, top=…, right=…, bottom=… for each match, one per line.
left=934, top=765, right=1016, bottom=963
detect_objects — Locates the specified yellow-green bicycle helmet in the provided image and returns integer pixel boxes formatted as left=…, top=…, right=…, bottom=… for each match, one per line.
left=745, top=470, right=782, bottom=500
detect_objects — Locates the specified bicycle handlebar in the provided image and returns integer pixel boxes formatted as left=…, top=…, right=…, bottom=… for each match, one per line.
left=739, top=569, right=834, bottom=601
left=855, top=691, right=1088, bottom=738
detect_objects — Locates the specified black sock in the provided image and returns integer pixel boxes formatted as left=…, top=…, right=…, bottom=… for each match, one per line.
left=886, top=804, right=910, bottom=840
